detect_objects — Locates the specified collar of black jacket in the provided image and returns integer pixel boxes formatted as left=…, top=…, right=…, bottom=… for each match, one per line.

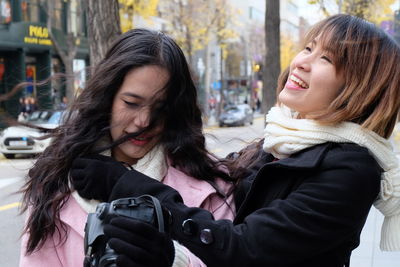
left=265, top=142, right=334, bottom=169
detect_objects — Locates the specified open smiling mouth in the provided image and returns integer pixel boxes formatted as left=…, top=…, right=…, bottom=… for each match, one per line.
left=289, top=74, right=309, bottom=89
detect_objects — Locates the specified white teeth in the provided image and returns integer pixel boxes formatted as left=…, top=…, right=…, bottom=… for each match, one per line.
left=290, top=74, right=309, bottom=89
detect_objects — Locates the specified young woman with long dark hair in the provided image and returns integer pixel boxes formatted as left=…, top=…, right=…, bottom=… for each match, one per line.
left=71, top=14, right=400, bottom=267
left=19, top=28, right=235, bottom=267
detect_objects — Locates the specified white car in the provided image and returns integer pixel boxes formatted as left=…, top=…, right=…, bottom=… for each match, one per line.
left=0, top=110, right=64, bottom=159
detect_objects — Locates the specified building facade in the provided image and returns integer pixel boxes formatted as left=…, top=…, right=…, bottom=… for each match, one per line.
left=0, top=0, right=88, bottom=118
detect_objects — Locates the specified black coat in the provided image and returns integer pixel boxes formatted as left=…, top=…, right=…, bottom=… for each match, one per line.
left=110, top=142, right=381, bottom=267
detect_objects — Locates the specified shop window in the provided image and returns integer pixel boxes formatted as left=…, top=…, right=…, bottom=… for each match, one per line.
left=73, top=59, right=86, bottom=92
left=25, top=65, right=36, bottom=97
left=52, top=57, right=62, bottom=74
left=70, top=0, right=77, bottom=34
left=51, top=0, right=63, bottom=30
left=25, top=56, right=37, bottom=97
left=51, top=57, right=62, bottom=103
left=0, top=0, right=11, bottom=24
left=69, top=0, right=85, bottom=37
left=21, top=0, right=40, bottom=23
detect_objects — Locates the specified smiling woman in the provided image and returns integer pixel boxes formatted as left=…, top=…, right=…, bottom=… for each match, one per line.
left=280, top=37, right=345, bottom=118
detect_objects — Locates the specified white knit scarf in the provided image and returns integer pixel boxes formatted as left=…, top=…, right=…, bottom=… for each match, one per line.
left=263, top=106, right=400, bottom=251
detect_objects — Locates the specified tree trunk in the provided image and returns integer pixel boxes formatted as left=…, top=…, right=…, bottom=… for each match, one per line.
left=85, top=0, right=121, bottom=69
left=262, top=0, right=280, bottom=114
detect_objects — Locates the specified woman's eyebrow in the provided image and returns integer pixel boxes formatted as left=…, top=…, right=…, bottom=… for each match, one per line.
left=310, top=39, right=334, bottom=55
left=121, top=92, right=145, bottom=100
left=322, top=43, right=336, bottom=55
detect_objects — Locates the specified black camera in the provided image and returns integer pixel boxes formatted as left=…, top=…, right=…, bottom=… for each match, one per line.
left=83, top=195, right=169, bottom=267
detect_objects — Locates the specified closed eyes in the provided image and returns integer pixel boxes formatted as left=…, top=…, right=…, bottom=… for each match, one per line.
left=123, top=100, right=140, bottom=108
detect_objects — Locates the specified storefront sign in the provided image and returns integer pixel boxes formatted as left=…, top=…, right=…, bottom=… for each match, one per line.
left=24, top=25, right=52, bottom=46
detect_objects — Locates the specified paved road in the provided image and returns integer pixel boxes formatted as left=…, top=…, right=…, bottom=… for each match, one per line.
left=0, top=159, right=32, bottom=267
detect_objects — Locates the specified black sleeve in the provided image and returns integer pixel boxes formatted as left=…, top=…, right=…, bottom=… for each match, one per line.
left=109, top=151, right=381, bottom=267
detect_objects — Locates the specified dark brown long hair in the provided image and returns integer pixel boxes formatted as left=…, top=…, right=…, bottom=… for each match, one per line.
left=20, top=28, right=231, bottom=253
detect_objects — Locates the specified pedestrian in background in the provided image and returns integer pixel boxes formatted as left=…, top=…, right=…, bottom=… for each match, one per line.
left=19, top=28, right=235, bottom=267
left=17, top=97, right=26, bottom=121
left=19, top=97, right=37, bottom=119
left=71, top=14, right=400, bottom=267
left=28, top=96, right=38, bottom=113
left=58, top=96, right=68, bottom=109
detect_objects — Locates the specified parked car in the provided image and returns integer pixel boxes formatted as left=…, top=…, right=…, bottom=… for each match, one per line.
left=219, top=104, right=254, bottom=127
left=0, top=110, right=64, bottom=159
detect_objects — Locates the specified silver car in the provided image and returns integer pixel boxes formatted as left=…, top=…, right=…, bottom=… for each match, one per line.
left=0, top=110, right=64, bottom=159
left=219, top=104, right=254, bottom=127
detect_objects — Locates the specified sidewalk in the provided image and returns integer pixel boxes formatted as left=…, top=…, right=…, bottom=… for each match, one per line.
left=351, top=206, right=400, bottom=267
left=350, top=126, right=400, bottom=266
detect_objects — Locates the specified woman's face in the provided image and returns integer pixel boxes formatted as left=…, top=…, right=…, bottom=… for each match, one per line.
left=279, top=37, right=345, bottom=118
left=110, top=65, right=169, bottom=165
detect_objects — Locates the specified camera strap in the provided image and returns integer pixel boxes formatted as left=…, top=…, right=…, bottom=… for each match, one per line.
left=140, top=194, right=166, bottom=233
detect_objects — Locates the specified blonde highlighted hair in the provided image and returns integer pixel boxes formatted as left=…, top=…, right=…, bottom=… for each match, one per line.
left=277, top=14, right=400, bottom=138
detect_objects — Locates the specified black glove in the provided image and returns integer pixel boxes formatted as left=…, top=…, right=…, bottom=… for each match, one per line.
left=70, top=154, right=128, bottom=202
left=104, top=217, right=175, bottom=267
left=109, top=169, right=184, bottom=203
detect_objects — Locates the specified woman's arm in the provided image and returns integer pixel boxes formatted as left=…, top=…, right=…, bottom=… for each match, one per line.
left=108, top=150, right=381, bottom=267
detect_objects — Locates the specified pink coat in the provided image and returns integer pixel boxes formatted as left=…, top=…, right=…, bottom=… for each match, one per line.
left=20, top=166, right=235, bottom=267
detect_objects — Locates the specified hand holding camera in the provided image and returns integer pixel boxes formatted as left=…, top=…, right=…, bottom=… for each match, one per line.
left=84, top=195, right=174, bottom=267
left=105, top=216, right=175, bottom=267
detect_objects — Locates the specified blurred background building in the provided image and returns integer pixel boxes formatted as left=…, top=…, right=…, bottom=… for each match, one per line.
left=0, top=0, right=88, bottom=118
left=0, top=0, right=399, bottom=121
